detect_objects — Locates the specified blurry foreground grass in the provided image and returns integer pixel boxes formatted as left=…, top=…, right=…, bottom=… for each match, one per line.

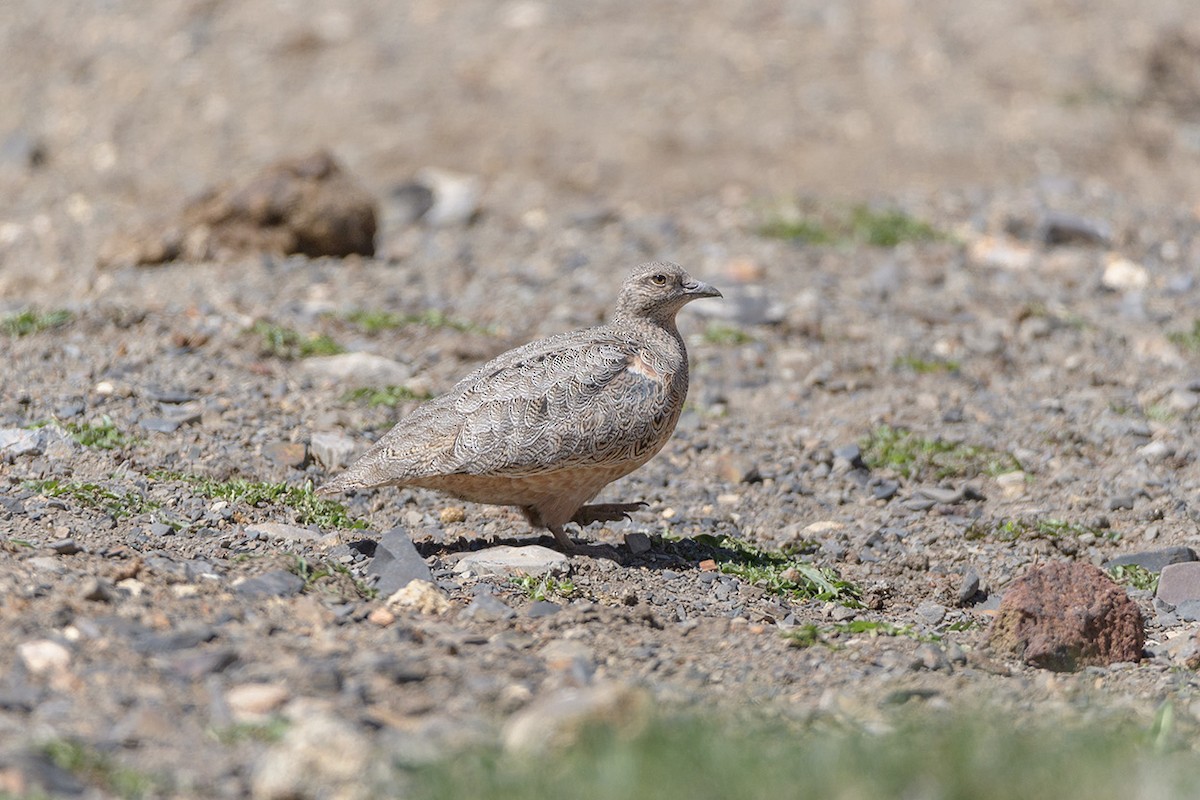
left=412, top=706, right=1196, bottom=800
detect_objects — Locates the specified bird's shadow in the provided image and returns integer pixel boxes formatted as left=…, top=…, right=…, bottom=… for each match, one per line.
left=400, top=529, right=751, bottom=573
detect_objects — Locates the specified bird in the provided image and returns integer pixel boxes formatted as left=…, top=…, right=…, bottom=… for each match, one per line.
left=317, top=261, right=722, bottom=552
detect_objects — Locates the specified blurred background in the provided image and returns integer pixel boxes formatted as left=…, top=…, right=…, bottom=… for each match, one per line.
left=1, top=0, right=1198, bottom=294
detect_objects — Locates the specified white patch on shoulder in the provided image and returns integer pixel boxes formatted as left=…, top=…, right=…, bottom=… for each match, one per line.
left=625, top=352, right=663, bottom=381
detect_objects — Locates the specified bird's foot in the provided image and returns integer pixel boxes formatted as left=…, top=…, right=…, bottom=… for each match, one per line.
left=548, top=525, right=582, bottom=554
left=571, top=502, right=648, bottom=526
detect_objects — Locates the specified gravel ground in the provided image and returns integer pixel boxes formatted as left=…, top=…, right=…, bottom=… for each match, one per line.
left=4, top=2, right=1200, bottom=797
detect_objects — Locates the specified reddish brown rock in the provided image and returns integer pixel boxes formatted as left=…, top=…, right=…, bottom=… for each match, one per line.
left=988, top=561, right=1144, bottom=672
left=99, top=150, right=376, bottom=266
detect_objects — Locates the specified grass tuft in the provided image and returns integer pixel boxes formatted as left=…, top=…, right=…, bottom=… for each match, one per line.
left=1168, top=320, right=1200, bottom=353
left=759, top=204, right=945, bottom=247
left=291, top=554, right=379, bottom=599
left=861, top=425, right=1021, bottom=480
left=158, top=472, right=367, bottom=529
left=691, top=534, right=859, bottom=604
left=784, top=619, right=932, bottom=649
left=250, top=320, right=345, bottom=359
left=893, top=354, right=961, bottom=374
left=702, top=324, right=755, bottom=346
left=967, top=517, right=1116, bottom=544
left=43, top=738, right=158, bottom=799
left=409, top=708, right=1200, bottom=800
left=510, top=575, right=577, bottom=602
left=342, top=385, right=432, bottom=406
left=25, top=479, right=158, bottom=520
left=343, top=308, right=490, bottom=335
left=30, top=415, right=134, bottom=450
left=2, top=307, right=73, bottom=337
left=1107, top=564, right=1160, bottom=592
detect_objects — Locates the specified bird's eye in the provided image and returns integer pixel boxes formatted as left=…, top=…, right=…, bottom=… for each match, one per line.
left=650, top=273, right=668, bottom=286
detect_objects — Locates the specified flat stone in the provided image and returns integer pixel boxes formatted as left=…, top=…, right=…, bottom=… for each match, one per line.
left=385, top=579, right=450, bottom=615
left=1105, top=547, right=1196, bottom=574
left=168, top=648, right=238, bottom=680
left=0, top=427, right=43, bottom=456
left=462, top=594, right=516, bottom=621
left=1036, top=210, right=1112, bottom=246
left=309, top=431, right=361, bottom=470
left=48, top=537, right=82, bottom=555
left=527, top=600, right=562, bottom=618
left=1158, top=562, right=1200, bottom=606
left=17, top=639, right=71, bottom=675
left=131, top=625, right=218, bottom=655
left=367, top=527, right=433, bottom=595
left=502, top=683, right=649, bottom=755
left=245, top=522, right=321, bottom=543
left=413, top=167, right=481, bottom=226
left=914, top=601, right=946, bottom=626
left=624, top=532, right=652, bottom=554
left=299, top=352, right=411, bottom=389
left=235, top=570, right=305, bottom=598
left=263, top=441, right=309, bottom=469
left=139, top=417, right=181, bottom=433
left=454, top=545, right=571, bottom=578
left=226, top=682, right=289, bottom=723
left=252, top=712, right=373, bottom=800
left=1106, top=494, right=1136, bottom=511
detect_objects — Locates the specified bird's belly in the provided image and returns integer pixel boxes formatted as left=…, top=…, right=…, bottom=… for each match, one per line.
left=409, top=462, right=643, bottom=508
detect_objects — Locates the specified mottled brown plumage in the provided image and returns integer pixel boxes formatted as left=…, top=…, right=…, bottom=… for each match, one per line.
left=317, top=261, right=721, bottom=550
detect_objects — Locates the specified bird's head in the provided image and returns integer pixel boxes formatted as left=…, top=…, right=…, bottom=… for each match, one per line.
left=613, top=261, right=722, bottom=324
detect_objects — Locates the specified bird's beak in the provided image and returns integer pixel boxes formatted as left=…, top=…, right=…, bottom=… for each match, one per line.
left=684, top=279, right=722, bottom=299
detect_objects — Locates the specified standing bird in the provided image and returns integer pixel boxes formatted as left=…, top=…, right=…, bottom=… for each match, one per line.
left=317, top=261, right=721, bottom=551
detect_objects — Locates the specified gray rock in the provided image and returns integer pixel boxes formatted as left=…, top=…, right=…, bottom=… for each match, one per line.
left=1157, top=562, right=1200, bottom=606
left=309, top=431, right=361, bottom=471
left=527, top=600, right=562, bottom=618
left=367, top=527, right=433, bottom=596
left=502, top=683, right=649, bottom=755
left=49, top=537, right=82, bottom=555
left=1177, top=600, right=1200, bottom=622
left=914, top=601, right=946, bottom=626
left=915, top=642, right=951, bottom=671
left=624, top=532, right=652, bottom=554
left=462, top=594, right=516, bottom=621
left=139, top=417, right=182, bottom=434
left=957, top=569, right=982, bottom=606
left=263, top=442, right=309, bottom=469
left=1035, top=210, right=1112, bottom=246
left=235, top=570, right=305, bottom=598
left=79, top=577, right=117, bottom=603
left=454, top=545, right=571, bottom=578
left=168, top=648, right=238, bottom=680
left=299, top=352, right=411, bottom=389
left=1106, top=494, right=1136, bottom=511
left=0, top=427, right=53, bottom=457
left=252, top=712, right=375, bottom=800
left=245, top=522, right=321, bottom=543
left=1137, top=440, right=1174, bottom=463
left=132, top=625, right=218, bottom=655
left=388, top=182, right=435, bottom=226
left=413, top=167, right=481, bottom=226
left=1105, top=547, right=1196, bottom=573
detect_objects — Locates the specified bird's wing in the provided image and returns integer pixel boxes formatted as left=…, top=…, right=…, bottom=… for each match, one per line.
left=320, top=329, right=682, bottom=493
left=441, top=331, right=679, bottom=476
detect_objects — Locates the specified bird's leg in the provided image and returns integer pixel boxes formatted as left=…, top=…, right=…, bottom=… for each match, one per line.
left=571, top=502, right=648, bottom=526
left=547, top=525, right=579, bottom=553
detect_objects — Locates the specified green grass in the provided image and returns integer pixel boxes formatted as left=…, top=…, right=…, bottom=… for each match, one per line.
left=893, top=354, right=960, bottom=374
left=1108, top=564, right=1160, bottom=593
left=702, top=324, right=755, bottom=346
left=343, top=385, right=432, bottom=406
left=157, top=472, right=367, bottom=530
left=968, top=517, right=1115, bottom=543
left=2, top=307, right=73, bottom=336
left=210, top=718, right=290, bottom=745
left=25, top=479, right=158, bottom=520
left=410, top=705, right=1199, bottom=800
left=342, top=308, right=490, bottom=335
left=291, top=554, right=379, bottom=599
left=250, top=320, right=345, bottom=359
left=30, top=415, right=133, bottom=450
left=860, top=424, right=1021, bottom=480
left=783, top=620, right=931, bottom=649
left=759, top=204, right=945, bottom=247
left=1168, top=319, right=1200, bottom=353
left=510, top=575, right=577, bottom=602
left=43, top=738, right=158, bottom=799
left=691, top=534, right=859, bottom=604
